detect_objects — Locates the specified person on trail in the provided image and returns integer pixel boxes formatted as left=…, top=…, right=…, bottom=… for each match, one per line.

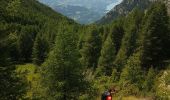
left=101, top=90, right=111, bottom=100
left=101, top=88, right=116, bottom=100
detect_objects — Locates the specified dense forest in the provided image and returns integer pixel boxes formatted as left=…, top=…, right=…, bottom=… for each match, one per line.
left=0, top=0, right=170, bottom=100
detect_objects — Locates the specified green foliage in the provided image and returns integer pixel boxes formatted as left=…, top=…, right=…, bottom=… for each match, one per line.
left=0, top=64, right=26, bottom=100
left=41, top=31, right=89, bottom=99
left=119, top=52, right=143, bottom=95
left=97, top=33, right=116, bottom=76
left=0, top=26, right=26, bottom=100
left=16, top=64, right=44, bottom=100
left=0, top=0, right=170, bottom=99
left=99, top=26, right=110, bottom=43
left=6, top=0, right=21, bottom=17
left=0, top=0, right=78, bottom=99
left=80, top=26, right=102, bottom=69
left=110, top=22, right=124, bottom=54
left=143, top=67, right=156, bottom=93
left=114, top=8, right=144, bottom=71
left=32, top=34, right=49, bottom=65
left=141, top=2, right=170, bottom=68
left=155, top=70, right=170, bottom=99
left=93, top=76, right=115, bottom=99
left=0, top=0, right=77, bottom=63
left=17, top=26, right=37, bottom=62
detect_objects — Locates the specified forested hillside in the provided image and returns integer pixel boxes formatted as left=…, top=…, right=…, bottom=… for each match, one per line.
left=0, top=0, right=80, bottom=99
left=0, top=0, right=170, bottom=100
left=97, top=0, right=152, bottom=24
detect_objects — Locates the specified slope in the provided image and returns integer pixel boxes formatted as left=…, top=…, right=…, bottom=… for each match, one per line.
left=0, top=1, right=79, bottom=99
left=0, top=0, right=78, bottom=63
left=97, top=0, right=152, bottom=24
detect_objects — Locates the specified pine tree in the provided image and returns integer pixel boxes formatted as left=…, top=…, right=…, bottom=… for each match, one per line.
left=119, top=52, right=143, bottom=90
left=97, top=33, right=116, bottom=76
left=6, top=0, right=21, bottom=17
left=100, top=26, right=110, bottom=43
left=144, top=67, right=156, bottom=92
left=0, top=39, right=25, bottom=100
left=110, top=22, right=124, bottom=54
left=32, top=34, right=49, bottom=65
left=80, top=26, right=102, bottom=69
left=17, top=26, right=36, bottom=62
left=141, top=2, right=170, bottom=68
left=114, top=8, right=144, bottom=71
left=41, top=31, right=88, bottom=100
left=0, top=65, right=26, bottom=100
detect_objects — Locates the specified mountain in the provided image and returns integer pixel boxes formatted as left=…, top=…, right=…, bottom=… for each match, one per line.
left=53, top=5, right=103, bottom=24
left=0, top=0, right=77, bottom=64
left=38, top=0, right=123, bottom=24
left=97, top=0, right=152, bottom=24
left=38, top=0, right=119, bottom=13
left=0, top=0, right=81, bottom=99
left=1, top=0, right=170, bottom=99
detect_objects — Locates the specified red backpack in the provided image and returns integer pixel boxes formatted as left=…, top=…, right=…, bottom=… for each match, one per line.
left=106, top=95, right=112, bottom=100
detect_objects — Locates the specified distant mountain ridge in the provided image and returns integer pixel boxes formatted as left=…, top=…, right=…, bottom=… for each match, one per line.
left=97, top=0, right=170, bottom=24
left=38, top=0, right=122, bottom=24
left=97, top=0, right=152, bottom=24
left=38, top=0, right=117, bottom=12
left=53, top=5, right=103, bottom=24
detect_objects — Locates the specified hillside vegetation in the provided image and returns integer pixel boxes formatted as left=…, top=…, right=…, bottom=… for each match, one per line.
left=0, top=0, right=170, bottom=100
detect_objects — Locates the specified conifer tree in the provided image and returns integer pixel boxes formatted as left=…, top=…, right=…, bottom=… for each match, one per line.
left=41, top=31, right=88, bottom=99
left=114, top=9, right=144, bottom=71
left=141, top=2, right=170, bottom=68
left=32, top=34, right=49, bottom=65
left=6, top=0, right=21, bottom=17
left=144, top=67, right=156, bottom=92
left=0, top=40, right=25, bottom=100
left=0, top=65, right=26, bottom=100
left=110, top=23, right=124, bottom=54
left=80, top=27, right=102, bottom=69
left=119, top=52, right=143, bottom=89
left=17, top=26, right=36, bottom=62
left=100, top=26, right=110, bottom=43
left=97, top=33, right=116, bottom=76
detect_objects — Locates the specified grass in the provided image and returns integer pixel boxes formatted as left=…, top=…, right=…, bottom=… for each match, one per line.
left=96, top=96, right=152, bottom=100
left=15, top=63, right=43, bottom=99
left=16, top=63, right=39, bottom=82
left=112, top=96, right=152, bottom=100
left=16, top=63, right=37, bottom=74
left=15, top=64, right=170, bottom=99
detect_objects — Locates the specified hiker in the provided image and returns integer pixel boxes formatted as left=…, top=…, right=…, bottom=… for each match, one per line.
left=101, top=89, right=112, bottom=100
left=101, top=88, right=116, bottom=100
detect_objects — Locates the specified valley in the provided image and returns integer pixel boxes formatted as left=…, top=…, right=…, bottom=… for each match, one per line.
left=38, top=0, right=123, bottom=24
left=0, top=0, right=170, bottom=100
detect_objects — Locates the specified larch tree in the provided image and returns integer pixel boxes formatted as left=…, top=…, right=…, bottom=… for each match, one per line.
left=32, top=33, right=49, bottom=65
left=143, top=67, right=156, bottom=92
left=97, top=33, right=116, bottom=76
left=110, top=23, right=124, bottom=55
left=80, top=26, right=102, bottom=69
left=114, top=8, right=144, bottom=71
left=119, top=52, right=143, bottom=91
left=41, top=30, right=89, bottom=100
left=141, top=2, right=170, bottom=69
